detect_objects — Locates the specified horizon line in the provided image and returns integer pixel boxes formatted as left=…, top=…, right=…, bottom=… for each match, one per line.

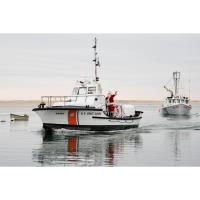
left=0, top=99, right=200, bottom=102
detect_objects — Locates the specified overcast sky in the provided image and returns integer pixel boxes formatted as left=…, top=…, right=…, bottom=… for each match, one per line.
left=0, top=34, right=199, bottom=100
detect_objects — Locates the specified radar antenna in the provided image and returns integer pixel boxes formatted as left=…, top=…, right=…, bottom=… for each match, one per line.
left=92, top=37, right=100, bottom=81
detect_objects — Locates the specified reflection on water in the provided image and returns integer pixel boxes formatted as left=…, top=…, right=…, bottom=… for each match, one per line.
left=167, top=130, right=191, bottom=165
left=172, top=131, right=181, bottom=160
left=32, top=126, right=199, bottom=166
left=32, top=130, right=143, bottom=166
left=10, top=121, right=29, bottom=132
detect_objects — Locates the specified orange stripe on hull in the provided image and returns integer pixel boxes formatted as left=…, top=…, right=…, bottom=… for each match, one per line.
left=68, top=110, right=77, bottom=125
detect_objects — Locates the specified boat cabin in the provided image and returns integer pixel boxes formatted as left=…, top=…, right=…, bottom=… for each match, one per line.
left=72, top=79, right=102, bottom=96
left=40, top=79, right=106, bottom=109
left=165, top=96, right=189, bottom=105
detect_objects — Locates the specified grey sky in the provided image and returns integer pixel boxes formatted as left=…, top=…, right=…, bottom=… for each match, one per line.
left=0, top=34, right=199, bottom=100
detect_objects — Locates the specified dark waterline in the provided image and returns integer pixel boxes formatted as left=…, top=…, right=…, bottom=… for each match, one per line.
left=0, top=104, right=200, bottom=166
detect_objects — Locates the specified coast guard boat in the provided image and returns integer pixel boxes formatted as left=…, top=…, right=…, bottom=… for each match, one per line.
left=33, top=38, right=143, bottom=131
left=161, top=71, right=192, bottom=116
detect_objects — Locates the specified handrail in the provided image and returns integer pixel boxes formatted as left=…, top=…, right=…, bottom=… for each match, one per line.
left=40, top=94, right=106, bottom=107
left=41, top=94, right=105, bottom=98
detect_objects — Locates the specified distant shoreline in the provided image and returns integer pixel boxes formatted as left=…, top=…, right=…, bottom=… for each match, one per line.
left=117, top=100, right=200, bottom=105
left=0, top=99, right=200, bottom=106
left=0, top=100, right=40, bottom=107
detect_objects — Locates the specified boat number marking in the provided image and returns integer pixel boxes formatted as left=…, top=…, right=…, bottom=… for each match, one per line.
left=56, top=112, right=64, bottom=115
left=80, top=111, right=101, bottom=116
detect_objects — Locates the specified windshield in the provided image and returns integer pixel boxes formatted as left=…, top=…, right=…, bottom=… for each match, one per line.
left=78, top=87, right=87, bottom=95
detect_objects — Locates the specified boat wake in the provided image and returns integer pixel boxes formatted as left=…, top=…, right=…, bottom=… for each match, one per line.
left=140, top=123, right=200, bottom=132
left=52, top=128, right=138, bottom=136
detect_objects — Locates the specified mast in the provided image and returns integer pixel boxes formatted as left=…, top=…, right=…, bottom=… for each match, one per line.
left=92, top=37, right=100, bottom=81
left=173, top=71, right=180, bottom=96
left=188, top=72, right=191, bottom=98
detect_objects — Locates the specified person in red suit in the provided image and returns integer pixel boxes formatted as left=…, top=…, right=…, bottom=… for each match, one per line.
left=106, top=91, right=117, bottom=117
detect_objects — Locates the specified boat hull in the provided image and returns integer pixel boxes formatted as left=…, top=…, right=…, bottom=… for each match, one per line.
left=43, top=123, right=139, bottom=131
left=161, top=104, right=191, bottom=116
left=33, top=107, right=142, bottom=131
left=10, top=113, right=29, bottom=121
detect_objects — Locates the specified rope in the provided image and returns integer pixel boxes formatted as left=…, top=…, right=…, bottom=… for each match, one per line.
left=164, top=78, right=172, bottom=86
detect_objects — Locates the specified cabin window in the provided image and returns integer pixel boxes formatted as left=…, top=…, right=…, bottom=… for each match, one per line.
left=169, top=99, right=171, bottom=103
left=177, top=99, right=180, bottom=103
left=185, top=100, right=189, bottom=104
left=72, top=87, right=79, bottom=95
left=78, top=87, right=87, bottom=95
left=88, top=87, right=96, bottom=94
left=181, top=99, right=184, bottom=103
left=173, top=99, right=176, bottom=103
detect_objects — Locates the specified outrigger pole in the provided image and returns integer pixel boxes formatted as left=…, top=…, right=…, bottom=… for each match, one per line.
left=92, top=37, right=100, bottom=81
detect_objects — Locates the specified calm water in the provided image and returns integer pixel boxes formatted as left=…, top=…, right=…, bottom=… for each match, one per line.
left=0, top=104, right=200, bottom=166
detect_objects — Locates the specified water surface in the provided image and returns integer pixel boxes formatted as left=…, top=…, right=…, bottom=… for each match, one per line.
left=0, top=104, right=200, bottom=166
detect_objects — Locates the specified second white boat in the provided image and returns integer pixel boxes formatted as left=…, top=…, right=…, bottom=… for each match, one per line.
left=161, top=71, right=192, bottom=116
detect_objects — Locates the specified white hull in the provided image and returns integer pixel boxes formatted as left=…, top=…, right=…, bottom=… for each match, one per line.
left=161, top=103, right=191, bottom=116
left=33, top=108, right=142, bottom=131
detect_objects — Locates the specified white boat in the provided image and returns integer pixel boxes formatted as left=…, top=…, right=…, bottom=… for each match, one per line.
left=10, top=113, right=29, bottom=121
left=33, top=38, right=143, bottom=131
left=161, top=71, right=192, bottom=116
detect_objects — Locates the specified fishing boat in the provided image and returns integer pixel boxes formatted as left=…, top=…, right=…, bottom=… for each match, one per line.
left=10, top=113, right=29, bottom=121
left=33, top=38, right=143, bottom=131
left=161, top=71, right=192, bottom=116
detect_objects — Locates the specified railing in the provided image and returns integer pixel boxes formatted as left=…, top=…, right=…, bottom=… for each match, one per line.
left=40, top=95, right=106, bottom=107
